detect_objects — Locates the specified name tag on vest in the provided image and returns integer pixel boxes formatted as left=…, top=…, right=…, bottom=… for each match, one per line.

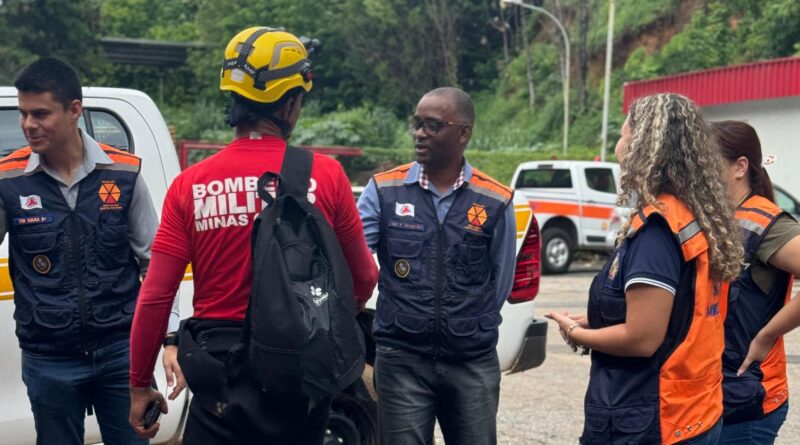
left=388, top=220, right=426, bottom=232
left=13, top=214, right=53, bottom=226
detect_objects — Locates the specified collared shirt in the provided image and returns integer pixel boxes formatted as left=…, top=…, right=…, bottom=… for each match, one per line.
left=418, top=163, right=465, bottom=191
left=0, top=130, right=179, bottom=331
left=358, top=159, right=517, bottom=306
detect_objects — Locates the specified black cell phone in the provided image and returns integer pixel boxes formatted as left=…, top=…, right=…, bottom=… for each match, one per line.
left=143, top=400, right=162, bottom=429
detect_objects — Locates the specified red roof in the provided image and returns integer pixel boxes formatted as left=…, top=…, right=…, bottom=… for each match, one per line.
left=622, top=57, right=800, bottom=112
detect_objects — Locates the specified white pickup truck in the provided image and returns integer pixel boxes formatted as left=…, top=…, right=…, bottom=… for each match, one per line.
left=511, top=160, right=620, bottom=274
left=0, top=87, right=547, bottom=445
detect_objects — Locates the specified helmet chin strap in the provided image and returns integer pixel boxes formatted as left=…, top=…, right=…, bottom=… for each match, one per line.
left=263, top=114, right=293, bottom=140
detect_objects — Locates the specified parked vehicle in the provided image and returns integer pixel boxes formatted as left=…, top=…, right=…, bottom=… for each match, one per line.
left=774, top=184, right=800, bottom=220
left=511, top=161, right=620, bottom=274
left=0, top=87, right=548, bottom=445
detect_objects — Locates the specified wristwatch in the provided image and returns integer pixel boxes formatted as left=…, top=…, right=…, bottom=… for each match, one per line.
left=163, top=332, right=179, bottom=347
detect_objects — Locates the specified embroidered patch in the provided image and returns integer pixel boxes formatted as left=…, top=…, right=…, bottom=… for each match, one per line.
left=387, top=220, right=426, bottom=232
left=13, top=214, right=53, bottom=226
left=465, top=203, right=488, bottom=232
left=394, top=259, right=411, bottom=278
left=608, top=252, right=620, bottom=280
left=395, top=203, right=415, bottom=217
left=32, top=255, right=51, bottom=274
left=20, top=195, right=43, bottom=210
left=98, top=180, right=123, bottom=211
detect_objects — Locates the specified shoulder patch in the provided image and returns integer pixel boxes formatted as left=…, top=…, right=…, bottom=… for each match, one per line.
left=469, top=168, right=512, bottom=202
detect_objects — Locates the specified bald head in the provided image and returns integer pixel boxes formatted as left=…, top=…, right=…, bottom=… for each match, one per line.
left=423, top=87, right=475, bottom=125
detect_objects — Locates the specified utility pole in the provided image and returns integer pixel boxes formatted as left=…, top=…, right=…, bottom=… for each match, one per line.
left=600, top=0, right=615, bottom=162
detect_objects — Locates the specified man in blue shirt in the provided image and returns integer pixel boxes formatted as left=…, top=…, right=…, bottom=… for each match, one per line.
left=358, top=87, right=516, bottom=444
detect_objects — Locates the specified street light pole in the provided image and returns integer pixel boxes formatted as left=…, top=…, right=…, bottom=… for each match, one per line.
left=501, top=0, right=570, bottom=156
left=600, top=0, right=615, bottom=162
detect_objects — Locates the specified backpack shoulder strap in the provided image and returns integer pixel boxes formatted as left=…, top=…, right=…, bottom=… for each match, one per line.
left=278, top=146, right=313, bottom=200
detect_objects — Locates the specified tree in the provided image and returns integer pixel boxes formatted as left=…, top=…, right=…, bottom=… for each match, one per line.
left=1, top=0, right=102, bottom=79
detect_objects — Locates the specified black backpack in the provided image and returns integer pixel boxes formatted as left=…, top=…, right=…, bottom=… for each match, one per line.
left=238, top=146, right=365, bottom=400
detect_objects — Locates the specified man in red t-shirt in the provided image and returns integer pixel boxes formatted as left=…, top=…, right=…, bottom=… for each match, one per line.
left=128, top=28, right=378, bottom=444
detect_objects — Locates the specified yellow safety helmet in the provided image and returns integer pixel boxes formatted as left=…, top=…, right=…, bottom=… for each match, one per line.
left=220, top=27, right=313, bottom=104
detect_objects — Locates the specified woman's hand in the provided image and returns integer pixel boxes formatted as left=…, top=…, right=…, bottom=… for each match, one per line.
left=737, top=332, right=777, bottom=376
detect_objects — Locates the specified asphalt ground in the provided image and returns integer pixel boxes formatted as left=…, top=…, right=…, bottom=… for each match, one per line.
left=489, top=261, right=800, bottom=445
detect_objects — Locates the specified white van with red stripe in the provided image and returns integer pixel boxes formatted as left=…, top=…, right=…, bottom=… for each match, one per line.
left=511, top=160, right=620, bottom=274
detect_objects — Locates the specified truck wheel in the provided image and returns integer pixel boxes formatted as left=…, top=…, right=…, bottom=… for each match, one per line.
left=542, top=227, right=573, bottom=274
left=325, top=373, right=378, bottom=445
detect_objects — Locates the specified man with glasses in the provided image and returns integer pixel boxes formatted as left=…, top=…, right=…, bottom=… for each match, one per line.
left=357, top=87, right=517, bottom=444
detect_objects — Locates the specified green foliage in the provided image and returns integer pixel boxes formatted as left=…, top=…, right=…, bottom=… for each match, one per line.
left=620, top=0, right=800, bottom=79
left=3, top=0, right=797, bottom=183
left=0, top=0, right=103, bottom=82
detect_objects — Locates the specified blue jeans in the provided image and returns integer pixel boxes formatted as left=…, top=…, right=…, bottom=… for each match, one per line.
left=21, top=338, right=146, bottom=445
left=375, top=345, right=500, bottom=445
left=718, top=402, right=789, bottom=445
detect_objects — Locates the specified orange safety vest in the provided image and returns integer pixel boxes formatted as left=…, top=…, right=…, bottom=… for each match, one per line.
left=583, top=194, right=726, bottom=444
left=722, top=194, right=791, bottom=423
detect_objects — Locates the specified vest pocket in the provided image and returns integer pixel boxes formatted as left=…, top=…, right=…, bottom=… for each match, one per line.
left=722, top=370, right=766, bottom=423
left=89, top=299, right=134, bottom=328
left=598, top=293, right=626, bottom=325
left=451, top=241, right=490, bottom=288
left=95, top=225, right=131, bottom=271
left=582, top=404, right=659, bottom=444
left=17, top=232, right=63, bottom=286
left=386, top=238, right=425, bottom=285
left=32, top=306, right=74, bottom=329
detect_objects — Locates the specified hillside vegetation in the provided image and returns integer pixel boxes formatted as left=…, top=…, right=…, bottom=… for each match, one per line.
left=1, top=0, right=798, bottom=183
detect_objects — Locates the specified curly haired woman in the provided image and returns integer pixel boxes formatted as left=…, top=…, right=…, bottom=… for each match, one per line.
left=547, top=93, right=743, bottom=445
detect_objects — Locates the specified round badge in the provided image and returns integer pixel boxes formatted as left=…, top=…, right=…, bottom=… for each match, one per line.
left=394, top=259, right=411, bottom=278
left=32, top=255, right=51, bottom=274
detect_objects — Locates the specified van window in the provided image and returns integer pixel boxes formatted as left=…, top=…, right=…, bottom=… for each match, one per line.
left=0, top=109, right=28, bottom=156
left=88, top=110, right=130, bottom=151
left=515, top=168, right=573, bottom=188
left=775, top=187, right=799, bottom=215
left=585, top=168, right=616, bottom=193
left=0, top=108, right=130, bottom=157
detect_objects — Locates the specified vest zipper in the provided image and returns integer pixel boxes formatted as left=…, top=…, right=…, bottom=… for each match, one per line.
left=69, top=211, right=89, bottom=356
left=434, top=222, right=445, bottom=358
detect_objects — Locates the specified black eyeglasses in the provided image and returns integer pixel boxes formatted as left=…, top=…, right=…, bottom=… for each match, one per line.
left=408, top=117, right=471, bottom=136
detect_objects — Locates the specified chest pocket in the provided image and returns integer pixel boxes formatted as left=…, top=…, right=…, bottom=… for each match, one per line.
left=94, top=224, right=132, bottom=274
left=15, top=231, right=65, bottom=288
left=386, top=237, right=426, bottom=286
left=449, top=233, right=491, bottom=289
left=590, top=247, right=627, bottom=327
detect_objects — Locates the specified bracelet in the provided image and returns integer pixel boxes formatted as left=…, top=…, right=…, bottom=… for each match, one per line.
left=566, top=324, right=590, bottom=356
left=567, top=324, right=580, bottom=337
left=163, top=332, right=179, bottom=347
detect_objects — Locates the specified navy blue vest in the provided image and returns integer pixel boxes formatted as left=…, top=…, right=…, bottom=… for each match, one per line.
left=372, top=164, right=512, bottom=361
left=722, top=195, right=792, bottom=423
left=0, top=147, right=142, bottom=355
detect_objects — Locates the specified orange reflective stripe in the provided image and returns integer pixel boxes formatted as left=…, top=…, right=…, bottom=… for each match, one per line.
left=529, top=200, right=614, bottom=219
left=469, top=168, right=512, bottom=201
left=530, top=201, right=580, bottom=216
left=374, top=163, right=413, bottom=184
left=0, top=160, right=30, bottom=171
left=100, top=144, right=141, bottom=167
left=0, top=147, right=32, bottom=171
